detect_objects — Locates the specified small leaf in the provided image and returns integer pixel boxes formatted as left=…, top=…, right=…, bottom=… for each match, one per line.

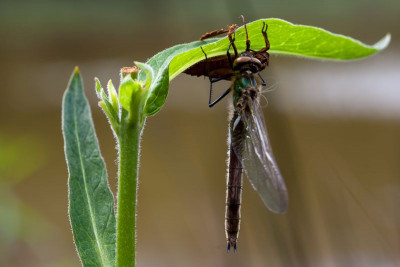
left=119, top=76, right=142, bottom=113
left=134, top=62, right=153, bottom=90
left=107, top=80, right=119, bottom=113
left=143, top=66, right=169, bottom=117
left=99, top=100, right=120, bottom=134
left=96, top=79, right=120, bottom=131
left=135, top=61, right=169, bottom=117
left=95, top=77, right=103, bottom=98
left=62, top=67, right=116, bottom=267
left=101, top=90, right=119, bottom=121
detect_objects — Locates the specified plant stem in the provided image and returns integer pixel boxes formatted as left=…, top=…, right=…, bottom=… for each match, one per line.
left=116, top=117, right=143, bottom=267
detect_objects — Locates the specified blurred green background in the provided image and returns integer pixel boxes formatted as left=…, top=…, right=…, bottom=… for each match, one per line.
left=0, top=0, right=399, bottom=266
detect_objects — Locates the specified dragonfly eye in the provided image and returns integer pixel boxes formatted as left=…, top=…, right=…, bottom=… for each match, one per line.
left=234, top=56, right=263, bottom=73
left=234, top=56, right=252, bottom=67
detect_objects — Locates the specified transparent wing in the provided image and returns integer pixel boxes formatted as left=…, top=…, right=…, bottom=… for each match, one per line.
left=232, top=97, right=288, bottom=213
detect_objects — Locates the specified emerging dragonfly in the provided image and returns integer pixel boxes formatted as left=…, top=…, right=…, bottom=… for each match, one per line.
left=185, top=17, right=288, bottom=252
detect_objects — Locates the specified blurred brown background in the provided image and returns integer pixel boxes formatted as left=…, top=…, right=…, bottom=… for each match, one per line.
left=0, top=0, right=399, bottom=266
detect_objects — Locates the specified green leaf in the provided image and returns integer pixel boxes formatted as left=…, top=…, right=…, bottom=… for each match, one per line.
left=170, top=18, right=390, bottom=77
left=136, top=18, right=389, bottom=117
left=95, top=77, right=103, bottom=98
left=135, top=61, right=167, bottom=117
left=95, top=78, right=120, bottom=133
left=107, top=80, right=119, bottom=113
left=118, top=76, right=142, bottom=113
left=137, top=39, right=217, bottom=116
left=102, top=91, right=119, bottom=124
left=143, top=65, right=168, bottom=117
left=134, top=62, right=153, bottom=90
left=62, top=67, right=116, bottom=267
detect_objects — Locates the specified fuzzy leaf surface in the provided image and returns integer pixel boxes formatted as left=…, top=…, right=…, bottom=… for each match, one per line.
left=62, top=68, right=116, bottom=267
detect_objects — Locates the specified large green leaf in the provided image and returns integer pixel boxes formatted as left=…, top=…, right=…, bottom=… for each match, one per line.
left=170, top=18, right=390, bottom=78
left=138, top=18, right=389, bottom=117
left=62, top=68, right=116, bottom=267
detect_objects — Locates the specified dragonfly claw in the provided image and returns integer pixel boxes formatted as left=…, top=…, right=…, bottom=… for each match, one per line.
left=227, top=239, right=237, bottom=253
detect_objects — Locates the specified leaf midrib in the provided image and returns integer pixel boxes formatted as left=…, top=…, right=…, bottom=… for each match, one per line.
left=72, top=77, right=110, bottom=267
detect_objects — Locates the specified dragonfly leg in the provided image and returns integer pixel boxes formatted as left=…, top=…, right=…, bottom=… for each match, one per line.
left=250, top=23, right=270, bottom=66
left=262, top=22, right=270, bottom=50
left=227, top=33, right=238, bottom=63
left=210, top=74, right=233, bottom=83
left=201, top=46, right=234, bottom=82
left=200, top=46, right=210, bottom=79
left=201, top=40, right=233, bottom=107
left=258, top=73, right=266, bottom=86
left=228, top=24, right=238, bottom=58
left=208, top=73, right=232, bottom=107
left=226, top=38, right=239, bottom=70
left=208, top=86, right=231, bottom=107
left=241, top=15, right=251, bottom=51
left=227, top=47, right=233, bottom=70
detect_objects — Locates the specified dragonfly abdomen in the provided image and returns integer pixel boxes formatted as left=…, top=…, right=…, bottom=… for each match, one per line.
left=225, top=143, right=243, bottom=252
left=225, top=112, right=244, bottom=252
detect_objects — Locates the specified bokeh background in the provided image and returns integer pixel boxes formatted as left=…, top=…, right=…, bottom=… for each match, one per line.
left=1, top=0, right=399, bottom=266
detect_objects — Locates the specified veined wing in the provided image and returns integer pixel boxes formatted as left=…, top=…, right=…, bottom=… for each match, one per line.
left=232, top=97, right=288, bottom=213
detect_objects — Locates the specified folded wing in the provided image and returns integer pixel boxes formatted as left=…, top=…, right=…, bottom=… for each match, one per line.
left=232, top=97, right=288, bottom=213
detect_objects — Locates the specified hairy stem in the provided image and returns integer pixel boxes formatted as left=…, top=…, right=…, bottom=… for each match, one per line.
left=116, top=114, right=143, bottom=267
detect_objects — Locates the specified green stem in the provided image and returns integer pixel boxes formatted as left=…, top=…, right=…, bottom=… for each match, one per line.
left=116, top=116, right=143, bottom=267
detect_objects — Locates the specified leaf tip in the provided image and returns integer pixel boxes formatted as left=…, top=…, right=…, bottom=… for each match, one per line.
left=94, top=77, right=103, bottom=97
left=98, top=100, right=106, bottom=109
left=134, top=61, right=154, bottom=89
left=74, top=66, right=80, bottom=74
left=373, top=33, right=391, bottom=51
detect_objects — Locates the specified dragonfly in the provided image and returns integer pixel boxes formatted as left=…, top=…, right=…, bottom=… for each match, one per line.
left=185, top=17, right=288, bottom=252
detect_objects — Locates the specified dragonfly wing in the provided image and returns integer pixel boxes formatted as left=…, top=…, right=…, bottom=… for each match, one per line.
left=232, top=97, right=288, bottom=213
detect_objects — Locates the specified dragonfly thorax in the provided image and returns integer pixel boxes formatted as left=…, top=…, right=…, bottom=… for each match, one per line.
left=233, top=73, right=259, bottom=107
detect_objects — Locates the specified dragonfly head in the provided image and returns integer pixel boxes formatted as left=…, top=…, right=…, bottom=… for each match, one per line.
left=233, top=53, right=264, bottom=74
